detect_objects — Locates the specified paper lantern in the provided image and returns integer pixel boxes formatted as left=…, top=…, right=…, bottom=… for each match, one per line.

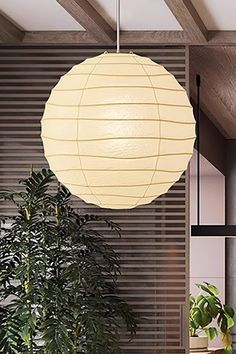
left=41, top=52, right=195, bottom=209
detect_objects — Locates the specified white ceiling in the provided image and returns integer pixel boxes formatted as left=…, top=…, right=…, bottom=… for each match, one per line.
left=192, top=0, right=236, bottom=30
left=90, top=0, right=182, bottom=30
left=0, top=0, right=85, bottom=31
left=0, top=0, right=235, bottom=32
left=0, top=0, right=182, bottom=31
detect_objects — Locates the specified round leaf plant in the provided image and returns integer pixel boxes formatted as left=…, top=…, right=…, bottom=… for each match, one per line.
left=189, top=282, right=234, bottom=354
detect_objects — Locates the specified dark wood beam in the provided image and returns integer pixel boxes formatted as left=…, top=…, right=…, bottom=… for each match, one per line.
left=120, top=30, right=189, bottom=44
left=190, top=47, right=236, bottom=139
left=208, top=31, right=236, bottom=45
left=23, top=30, right=189, bottom=44
left=56, top=0, right=115, bottom=44
left=22, top=30, right=236, bottom=45
left=0, top=12, right=24, bottom=43
left=23, top=31, right=97, bottom=44
left=164, top=0, right=208, bottom=42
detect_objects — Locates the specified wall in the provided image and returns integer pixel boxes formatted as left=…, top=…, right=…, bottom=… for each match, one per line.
left=190, top=151, right=225, bottom=225
left=190, top=150, right=225, bottom=347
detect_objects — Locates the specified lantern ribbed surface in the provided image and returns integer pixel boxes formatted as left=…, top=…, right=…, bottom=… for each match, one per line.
left=41, top=52, right=195, bottom=209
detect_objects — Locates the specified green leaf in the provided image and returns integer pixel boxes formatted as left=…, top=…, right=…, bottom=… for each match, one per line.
left=0, top=168, right=137, bottom=353
left=196, top=282, right=219, bottom=296
left=200, top=309, right=212, bottom=328
left=196, top=294, right=206, bottom=306
left=220, top=315, right=228, bottom=333
left=189, top=294, right=195, bottom=309
left=224, top=304, right=235, bottom=318
left=206, top=296, right=219, bottom=318
left=204, top=327, right=217, bottom=340
left=222, top=332, right=233, bottom=353
left=205, top=283, right=219, bottom=296
left=226, top=315, right=234, bottom=329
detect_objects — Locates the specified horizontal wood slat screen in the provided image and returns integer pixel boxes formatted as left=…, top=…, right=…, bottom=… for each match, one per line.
left=0, top=45, right=189, bottom=354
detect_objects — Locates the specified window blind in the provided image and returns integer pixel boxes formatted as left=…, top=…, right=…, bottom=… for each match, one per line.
left=0, top=45, right=189, bottom=354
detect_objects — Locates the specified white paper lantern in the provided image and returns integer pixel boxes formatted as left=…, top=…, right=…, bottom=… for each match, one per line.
left=41, top=52, right=195, bottom=209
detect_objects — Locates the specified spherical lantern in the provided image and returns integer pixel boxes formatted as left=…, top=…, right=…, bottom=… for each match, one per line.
left=41, top=52, right=195, bottom=209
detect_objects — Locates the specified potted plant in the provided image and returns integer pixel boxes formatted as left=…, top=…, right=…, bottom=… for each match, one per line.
left=189, top=282, right=234, bottom=353
left=0, top=169, right=137, bottom=353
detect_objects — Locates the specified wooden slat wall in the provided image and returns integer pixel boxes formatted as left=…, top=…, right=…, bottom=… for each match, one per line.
left=0, top=45, right=189, bottom=354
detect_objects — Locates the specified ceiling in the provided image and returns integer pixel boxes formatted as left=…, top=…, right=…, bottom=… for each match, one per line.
left=89, top=0, right=182, bottom=30
left=0, top=0, right=182, bottom=31
left=192, top=0, right=236, bottom=30
left=1, top=0, right=236, bottom=31
left=0, top=0, right=85, bottom=31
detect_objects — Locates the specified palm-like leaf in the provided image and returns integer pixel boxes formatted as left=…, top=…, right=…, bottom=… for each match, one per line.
left=0, top=169, right=137, bottom=354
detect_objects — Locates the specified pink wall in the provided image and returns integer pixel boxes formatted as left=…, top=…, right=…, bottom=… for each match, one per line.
left=190, top=150, right=225, bottom=347
left=190, top=150, right=225, bottom=226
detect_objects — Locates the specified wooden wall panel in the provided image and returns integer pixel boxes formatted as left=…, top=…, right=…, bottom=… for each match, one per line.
left=0, top=45, right=189, bottom=354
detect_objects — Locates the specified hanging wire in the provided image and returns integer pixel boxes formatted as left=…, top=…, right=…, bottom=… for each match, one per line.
left=116, top=0, right=120, bottom=53
left=196, top=74, right=201, bottom=226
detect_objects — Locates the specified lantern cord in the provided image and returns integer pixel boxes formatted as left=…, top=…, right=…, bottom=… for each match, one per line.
left=196, top=74, right=201, bottom=226
left=116, top=0, right=120, bottom=53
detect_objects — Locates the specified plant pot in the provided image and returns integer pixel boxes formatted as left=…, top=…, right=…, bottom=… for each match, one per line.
left=190, top=336, right=208, bottom=352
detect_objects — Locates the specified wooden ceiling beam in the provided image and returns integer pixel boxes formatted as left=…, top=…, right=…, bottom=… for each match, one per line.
left=23, top=31, right=97, bottom=44
left=56, top=0, right=115, bottom=44
left=120, top=30, right=189, bottom=44
left=23, top=30, right=189, bottom=44
left=0, top=12, right=24, bottom=43
left=22, top=30, right=236, bottom=45
left=190, top=47, right=236, bottom=139
left=164, top=0, right=208, bottom=42
left=208, top=31, right=236, bottom=45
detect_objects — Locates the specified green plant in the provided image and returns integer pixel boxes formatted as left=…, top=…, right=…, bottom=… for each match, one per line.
left=189, top=282, right=234, bottom=354
left=0, top=169, right=137, bottom=354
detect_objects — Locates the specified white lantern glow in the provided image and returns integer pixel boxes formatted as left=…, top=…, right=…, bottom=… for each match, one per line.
left=41, top=52, right=195, bottom=209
